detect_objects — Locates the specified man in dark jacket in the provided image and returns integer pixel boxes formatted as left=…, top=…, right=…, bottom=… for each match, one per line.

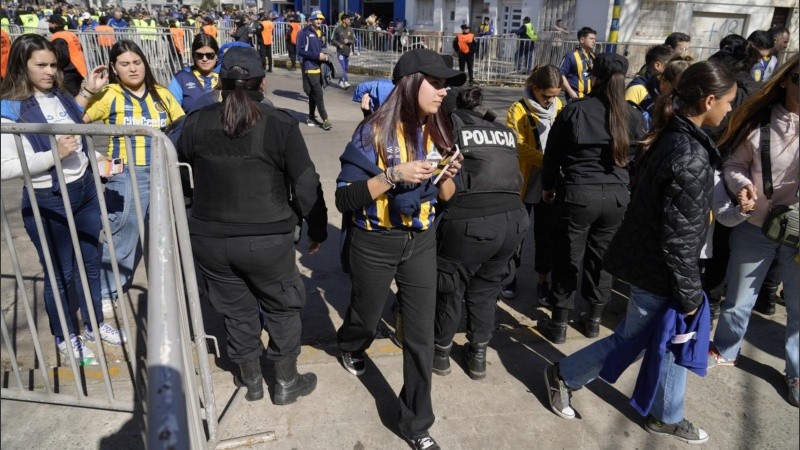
left=332, top=14, right=355, bottom=89
left=297, top=10, right=332, bottom=130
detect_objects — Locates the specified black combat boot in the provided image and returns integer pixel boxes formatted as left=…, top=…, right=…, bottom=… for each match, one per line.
left=465, top=342, right=489, bottom=380
left=432, top=343, right=452, bottom=376
left=580, top=303, right=604, bottom=338
left=273, top=358, right=317, bottom=405
left=539, top=307, right=569, bottom=344
left=237, top=359, right=264, bottom=401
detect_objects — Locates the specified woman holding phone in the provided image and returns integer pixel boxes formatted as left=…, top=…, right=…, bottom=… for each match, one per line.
left=83, top=39, right=184, bottom=319
left=334, top=49, right=465, bottom=450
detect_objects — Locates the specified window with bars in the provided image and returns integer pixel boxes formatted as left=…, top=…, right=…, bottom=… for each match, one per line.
left=633, top=0, right=677, bottom=40
left=415, top=0, right=435, bottom=25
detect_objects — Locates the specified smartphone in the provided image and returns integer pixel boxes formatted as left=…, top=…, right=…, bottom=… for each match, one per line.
left=433, top=147, right=460, bottom=184
left=101, top=158, right=124, bottom=177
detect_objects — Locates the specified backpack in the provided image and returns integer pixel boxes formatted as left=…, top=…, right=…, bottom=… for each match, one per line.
left=450, top=110, right=522, bottom=196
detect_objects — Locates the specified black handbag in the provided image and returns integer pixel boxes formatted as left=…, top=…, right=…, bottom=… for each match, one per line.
left=758, top=108, right=799, bottom=248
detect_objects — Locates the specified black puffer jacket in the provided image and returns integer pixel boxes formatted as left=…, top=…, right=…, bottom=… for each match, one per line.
left=603, top=114, right=721, bottom=313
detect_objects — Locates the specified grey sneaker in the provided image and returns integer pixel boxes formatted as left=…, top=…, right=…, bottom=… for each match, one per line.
left=321, top=120, right=333, bottom=131
left=787, top=375, right=799, bottom=407
left=544, top=363, right=575, bottom=419
left=645, top=416, right=709, bottom=444
left=340, top=351, right=365, bottom=376
left=102, top=298, right=116, bottom=319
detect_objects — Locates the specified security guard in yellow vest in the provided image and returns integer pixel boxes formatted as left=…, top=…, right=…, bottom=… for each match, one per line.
left=18, top=7, right=39, bottom=34
left=133, top=11, right=158, bottom=41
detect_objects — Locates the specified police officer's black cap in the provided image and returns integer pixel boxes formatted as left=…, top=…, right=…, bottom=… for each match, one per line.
left=220, top=47, right=266, bottom=80
left=392, top=49, right=467, bottom=86
left=461, top=24, right=470, bottom=30
left=593, top=52, right=629, bottom=80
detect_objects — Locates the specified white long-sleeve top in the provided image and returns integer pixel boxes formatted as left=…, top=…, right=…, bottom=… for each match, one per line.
left=1, top=92, right=101, bottom=189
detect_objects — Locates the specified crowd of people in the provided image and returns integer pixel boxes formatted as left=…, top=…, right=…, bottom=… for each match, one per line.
left=0, top=4, right=798, bottom=449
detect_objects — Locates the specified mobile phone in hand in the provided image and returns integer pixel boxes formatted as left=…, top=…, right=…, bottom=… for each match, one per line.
left=433, top=147, right=460, bottom=184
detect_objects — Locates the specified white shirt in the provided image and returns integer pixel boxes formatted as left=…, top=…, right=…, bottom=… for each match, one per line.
left=1, top=92, right=97, bottom=189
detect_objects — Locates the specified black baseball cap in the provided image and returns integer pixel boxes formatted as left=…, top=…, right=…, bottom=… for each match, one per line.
left=392, top=48, right=467, bottom=86
left=593, top=52, right=629, bottom=80
left=48, top=14, right=65, bottom=25
left=220, top=47, right=266, bottom=80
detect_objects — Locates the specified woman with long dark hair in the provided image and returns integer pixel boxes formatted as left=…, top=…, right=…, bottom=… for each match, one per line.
left=178, top=46, right=327, bottom=405
left=0, top=34, right=123, bottom=364
left=167, top=32, right=219, bottom=114
left=83, top=39, right=184, bottom=319
left=538, top=53, right=647, bottom=343
left=335, top=49, right=465, bottom=450
left=544, top=60, right=737, bottom=444
left=503, top=64, right=564, bottom=303
left=710, top=55, right=799, bottom=407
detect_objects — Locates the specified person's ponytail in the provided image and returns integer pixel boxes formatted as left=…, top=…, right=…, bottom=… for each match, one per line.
left=603, top=71, right=630, bottom=167
left=221, top=68, right=263, bottom=138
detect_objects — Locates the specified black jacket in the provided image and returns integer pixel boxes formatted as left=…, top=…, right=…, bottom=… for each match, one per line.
left=542, top=96, right=647, bottom=190
left=178, top=102, right=328, bottom=242
left=603, top=115, right=721, bottom=313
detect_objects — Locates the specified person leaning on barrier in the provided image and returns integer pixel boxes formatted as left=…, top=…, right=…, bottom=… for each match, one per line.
left=82, top=39, right=185, bottom=320
left=502, top=65, right=564, bottom=303
left=297, top=10, right=332, bottom=130
left=168, top=33, right=219, bottom=114
left=545, top=60, right=738, bottom=445
left=335, top=49, right=465, bottom=450
left=0, top=34, right=126, bottom=366
left=177, top=46, right=328, bottom=405
left=432, top=85, right=530, bottom=381
left=48, top=13, right=88, bottom=95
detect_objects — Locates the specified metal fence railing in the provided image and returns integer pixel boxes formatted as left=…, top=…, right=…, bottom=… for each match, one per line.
left=7, top=27, right=798, bottom=87
left=0, top=123, right=274, bottom=449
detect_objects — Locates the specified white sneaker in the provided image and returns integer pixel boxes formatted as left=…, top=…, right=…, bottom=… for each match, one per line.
left=344, top=81, right=351, bottom=88
left=57, top=334, right=97, bottom=366
left=102, top=298, right=116, bottom=319
left=85, top=322, right=127, bottom=346
left=338, top=80, right=346, bottom=89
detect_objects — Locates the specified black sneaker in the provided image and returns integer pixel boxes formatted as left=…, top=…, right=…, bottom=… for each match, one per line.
left=306, top=117, right=318, bottom=127
left=537, top=282, right=551, bottom=307
left=340, top=351, right=365, bottom=376
left=544, top=363, right=575, bottom=419
left=645, top=416, right=709, bottom=444
left=407, top=434, right=440, bottom=450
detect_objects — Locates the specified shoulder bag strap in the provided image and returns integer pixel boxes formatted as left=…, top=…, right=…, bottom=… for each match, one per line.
left=759, top=108, right=773, bottom=200
left=517, top=99, right=543, bottom=152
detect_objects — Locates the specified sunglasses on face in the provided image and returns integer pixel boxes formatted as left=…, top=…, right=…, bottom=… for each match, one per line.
left=194, top=52, right=216, bottom=60
left=790, top=73, right=799, bottom=85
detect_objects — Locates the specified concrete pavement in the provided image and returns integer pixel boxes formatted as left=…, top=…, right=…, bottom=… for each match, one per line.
left=1, top=66, right=798, bottom=450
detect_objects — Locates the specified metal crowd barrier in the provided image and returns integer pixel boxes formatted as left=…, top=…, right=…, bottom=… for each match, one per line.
left=0, top=123, right=274, bottom=449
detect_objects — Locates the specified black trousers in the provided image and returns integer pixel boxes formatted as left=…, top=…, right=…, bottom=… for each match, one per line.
left=550, top=184, right=629, bottom=310
left=287, top=42, right=297, bottom=63
left=508, top=201, right=555, bottom=286
left=260, top=43, right=273, bottom=71
left=302, top=71, right=328, bottom=121
left=337, top=226, right=436, bottom=438
left=191, top=232, right=305, bottom=364
left=435, top=208, right=529, bottom=346
left=458, top=53, right=474, bottom=82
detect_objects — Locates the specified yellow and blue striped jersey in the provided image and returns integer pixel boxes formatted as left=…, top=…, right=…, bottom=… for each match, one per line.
left=85, top=84, right=184, bottom=165
left=350, top=125, right=437, bottom=231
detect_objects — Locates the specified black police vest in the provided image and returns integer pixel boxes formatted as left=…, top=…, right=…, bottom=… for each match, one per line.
left=451, top=110, right=522, bottom=196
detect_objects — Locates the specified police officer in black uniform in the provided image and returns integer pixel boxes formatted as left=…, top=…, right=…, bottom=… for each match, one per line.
left=433, top=86, right=530, bottom=379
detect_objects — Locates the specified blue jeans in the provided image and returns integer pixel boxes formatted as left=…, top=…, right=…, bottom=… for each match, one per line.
left=338, top=54, right=349, bottom=81
left=560, top=286, right=688, bottom=423
left=100, top=165, right=150, bottom=300
left=714, top=222, right=799, bottom=379
left=22, top=171, right=103, bottom=339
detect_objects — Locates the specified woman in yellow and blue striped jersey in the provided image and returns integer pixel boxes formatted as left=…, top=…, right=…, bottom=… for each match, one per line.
left=83, top=39, right=184, bottom=319
left=334, top=49, right=465, bottom=450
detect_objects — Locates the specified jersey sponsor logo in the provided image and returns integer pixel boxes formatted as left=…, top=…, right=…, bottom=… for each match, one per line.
left=460, top=129, right=515, bottom=148
left=123, top=116, right=167, bottom=128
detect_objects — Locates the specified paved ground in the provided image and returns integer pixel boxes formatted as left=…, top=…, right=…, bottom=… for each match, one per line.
left=1, top=68, right=798, bottom=450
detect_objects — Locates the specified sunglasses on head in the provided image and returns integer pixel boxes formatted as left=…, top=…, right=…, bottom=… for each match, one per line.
left=194, top=51, right=216, bottom=60
left=790, top=73, right=799, bottom=85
